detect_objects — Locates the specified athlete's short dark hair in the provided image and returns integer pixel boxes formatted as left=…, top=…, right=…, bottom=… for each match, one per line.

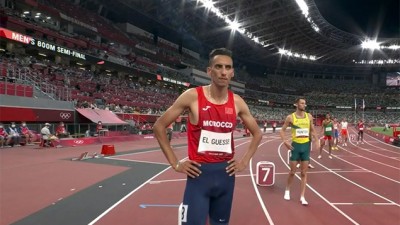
left=295, top=97, right=306, bottom=103
left=209, top=48, right=232, bottom=66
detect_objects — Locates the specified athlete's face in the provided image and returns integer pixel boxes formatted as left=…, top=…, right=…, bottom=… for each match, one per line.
left=297, top=99, right=306, bottom=111
left=207, top=55, right=234, bottom=87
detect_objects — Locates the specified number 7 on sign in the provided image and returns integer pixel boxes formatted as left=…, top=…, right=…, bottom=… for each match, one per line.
left=262, top=167, right=271, bottom=182
left=256, top=161, right=275, bottom=186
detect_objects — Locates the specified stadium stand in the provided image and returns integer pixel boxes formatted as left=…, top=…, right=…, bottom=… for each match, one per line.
left=0, top=0, right=399, bottom=147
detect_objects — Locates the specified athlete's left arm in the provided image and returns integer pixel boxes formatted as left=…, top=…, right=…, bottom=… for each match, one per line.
left=309, top=113, right=320, bottom=148
left=320, top=119, right=327, bottom=135
left=226, top=95, right=262, bottom=175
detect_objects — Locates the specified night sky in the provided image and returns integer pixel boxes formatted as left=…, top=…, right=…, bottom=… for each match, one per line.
left=314, top=0, right=399, bottom=38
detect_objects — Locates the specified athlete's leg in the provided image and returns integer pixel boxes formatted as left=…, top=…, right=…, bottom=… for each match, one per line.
left=340, top=133, right=344, bottom=146
left=318, top=138, right=325, bottom=158
left=284, top=160, right=298, bottom=200
left=299, top=160, right=309, bottom=199
left=328, top=137, right=332, bottom=151
left=334, top=137, right=338, bottom=149
left=166, top=129, right=172, bottom=142
left=285, top=143, right=302, bottom=200
left=299, top=143, right=310, bottom=205
left=328, top=138, right=333, bottom=158
left=209, top=174, right=235, bottom=225
left=360, top=131, right=364, bottom=143
left=180, top=177, right=209, bottom=225
left=332, top=132, right=337, bottom=149
left=342, top=132, right=348, bottom=146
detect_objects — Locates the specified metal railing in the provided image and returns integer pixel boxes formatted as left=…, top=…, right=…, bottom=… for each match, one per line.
left=0, top=64, right=73, bottom=101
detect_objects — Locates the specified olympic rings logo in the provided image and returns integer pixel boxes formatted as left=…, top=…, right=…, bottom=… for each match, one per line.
left=74, top=140, right=84, bottom=144
left=60, top=112, right=72, bottom=119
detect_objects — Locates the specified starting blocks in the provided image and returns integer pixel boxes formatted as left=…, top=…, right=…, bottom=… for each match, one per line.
left=71, top=152, right=89, bottom=161
left=71, top=152, right=102, bottom=161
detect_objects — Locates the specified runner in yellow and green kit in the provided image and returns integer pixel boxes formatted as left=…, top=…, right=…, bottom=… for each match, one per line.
left=318, top=113, right=333, bottom=159
left=280, top=97, right=319, bottom=206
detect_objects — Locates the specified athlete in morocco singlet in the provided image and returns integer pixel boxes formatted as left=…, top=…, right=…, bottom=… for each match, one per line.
left=181, top=86, right=237, bottom=224
left=154, top=48, right=261, bottom=225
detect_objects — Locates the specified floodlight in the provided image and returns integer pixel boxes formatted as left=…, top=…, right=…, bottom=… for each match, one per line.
left=203, top=0, right=214, bottom=9
left=361, top=40, right=380, bottom=49
left=229, top=21, right=240, bottom=31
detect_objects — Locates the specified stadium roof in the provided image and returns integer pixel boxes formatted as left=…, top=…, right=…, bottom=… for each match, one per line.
left=92, top=0, right=399, bottom=68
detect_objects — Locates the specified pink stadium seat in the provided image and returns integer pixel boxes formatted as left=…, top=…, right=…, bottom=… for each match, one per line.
left=16, top=85, right=25, bottom=96
left=0, top=82, right=5, bottom=95
left=1, top=67, right=6, bottom=77
left=6, top=83, right=16, bottom=96
left=25, top=86, right=33, bottom=97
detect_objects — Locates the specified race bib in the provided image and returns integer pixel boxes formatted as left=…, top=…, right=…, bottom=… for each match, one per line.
left=198, top=129, right=232, bottom=154
left=295, top=128, right=309, bottom=137
left=359, top=127, right=364, bottom=131
left=325, top=127, right=332, bottom=132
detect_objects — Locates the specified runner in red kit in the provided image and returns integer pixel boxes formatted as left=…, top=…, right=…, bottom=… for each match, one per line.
left=357, top=119, right=365, bottom=144
left=153, top=48, right=262, bottom=225
left=340, top=118, right=349, bottom=146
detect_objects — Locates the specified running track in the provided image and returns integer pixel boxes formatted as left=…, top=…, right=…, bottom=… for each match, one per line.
left=1, top=128, right=399, bottom=225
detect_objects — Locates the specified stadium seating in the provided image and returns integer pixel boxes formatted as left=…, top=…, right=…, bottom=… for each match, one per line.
left=1, top=1, right=399, bottom=126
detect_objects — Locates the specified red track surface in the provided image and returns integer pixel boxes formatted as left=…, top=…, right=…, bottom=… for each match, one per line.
left=1, top=129, right=399, bottom=225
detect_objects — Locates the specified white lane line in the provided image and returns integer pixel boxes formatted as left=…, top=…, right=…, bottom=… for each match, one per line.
left=149, top=178, right=186, bottom=184
left=88, top=166, right=171, bottom=225
left=106, top=145, right=187, bottom=158
left=347, top=131, right=400, bottom=161
left=328, top=146, right=400, bottom=184
left=278, top=143, right=360, bottom=225
left=310, top=150, right=400, bottom=207
left=351, top=128, right=400, bottom=152
left=336, top=151, right=400, bottom=171
left=154, top=169, right=370, bottom=182
left=335, top=147, right=400, bottom=171
left=332, top=202, right=396, bottom=206
left=106, top=157, right=170, bottom=165
left=107, top=138, right=251, bottom=158
left=89, top=137, right=252, bottom=224
left=250, top=139, right=277, bottom=225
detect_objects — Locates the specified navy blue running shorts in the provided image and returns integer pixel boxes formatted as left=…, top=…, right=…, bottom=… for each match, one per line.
left=179, top=161, right=235, bottom=225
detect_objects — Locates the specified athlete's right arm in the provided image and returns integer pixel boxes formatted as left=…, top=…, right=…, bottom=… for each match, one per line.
left=153, top=88, right=201, bottom=178
left=309, top=114, right=320, bottom=149
left=280, top=115, right=293, bottom=150
left=320, top=120, right=325, bottom=136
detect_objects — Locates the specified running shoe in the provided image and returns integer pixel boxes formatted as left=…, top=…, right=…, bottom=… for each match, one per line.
left=300, top=197, right=308, bottom=206
left=284, top=190, right=290, bottom=200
